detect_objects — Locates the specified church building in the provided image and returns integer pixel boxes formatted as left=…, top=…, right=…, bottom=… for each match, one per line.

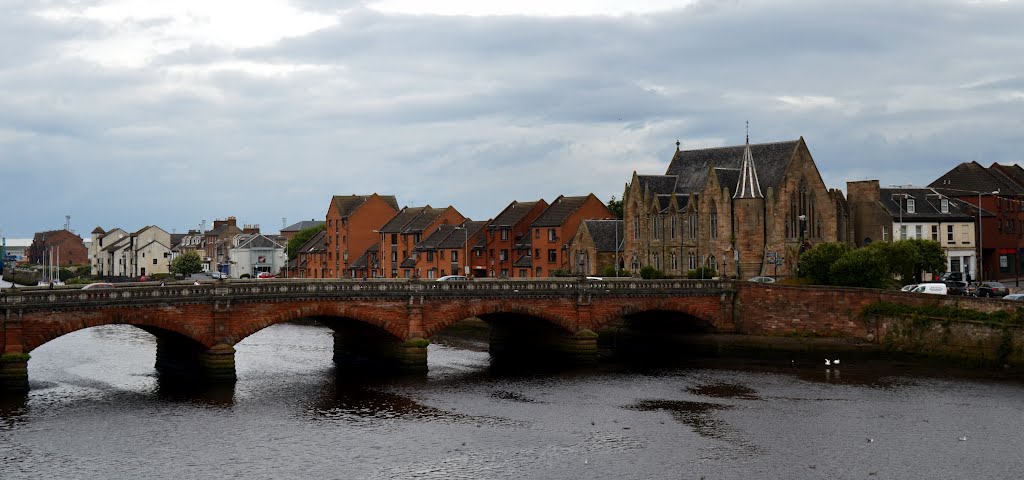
left=622, top=134, right=849, bottom=279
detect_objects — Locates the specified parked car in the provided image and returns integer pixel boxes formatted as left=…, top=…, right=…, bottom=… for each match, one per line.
left=912, top=283, right=948, bottom=295
left=210, top=271, right=227, bottom=279
left=436, top=275, right=468, bottom=282
left=1002, top=294, right=1024, bottom=301
left=82, top=282, right=114, bottom=290
left=944, top=281, right=970, bottom=296
left=256, top=272, right=275, bottom=279
left=900, top=284, right=918, bottom=292
left=748, top=276, right=776, bottom=283
left=976, top=282, right=1009, bottom=298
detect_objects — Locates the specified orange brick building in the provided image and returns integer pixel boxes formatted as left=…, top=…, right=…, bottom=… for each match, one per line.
left=413, top=220, right=487, bottom=278
left=377, top=206, right=465, bottom=278
left=324, top=194, right=399, bottom=278
left=528, top=194, right=615, bottom=277
left=485, top=200, right=548, bottom=278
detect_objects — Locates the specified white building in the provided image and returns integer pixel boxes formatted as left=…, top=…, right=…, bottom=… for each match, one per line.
left=228, top=234, right=287, bottom=278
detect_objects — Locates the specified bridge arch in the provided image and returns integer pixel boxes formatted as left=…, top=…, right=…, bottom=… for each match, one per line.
left=226, top=301, right=408, bottom=346
left=589, top=297, right=723, bottom=333
left=422, top=300, right=577, bottom=337
left=22, top=309, right=210, bottom=353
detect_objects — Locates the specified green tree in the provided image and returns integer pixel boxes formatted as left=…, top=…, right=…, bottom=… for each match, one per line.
left=903, top=238, right=947, bottom=282
left=170, top=251, right=204, bottom=276
left=606, top=195, right=623, bottom=219
left=799, top=242, right=851, bottom=285
left=828, top=248, right=890, bottom=288
left=287, top=224, right=326, bottom=261
left=687, top=267, right=716, bottom=279
left=640, top=265, right=667, bottom=279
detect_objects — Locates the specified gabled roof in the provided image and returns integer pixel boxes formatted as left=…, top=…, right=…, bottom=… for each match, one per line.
left=170, top=233, right=185, bottom=249
left=990, top=163, right=1024, bottom=190
left=929, top=161, right=1024, bottom=196
left=490, top=200, right=544, bottom=228
left=879, top=188, right=976, bottom=221
left=583, top=219, right=624, bottom=252
left=330, top=194, right=400, bottom=218
left=298, top=230, right=327, bottom=253
left=237, top=234, right=284, bottom=250
left=438, top=221, right=487, bottom=249
left=668, top=139, right=800, bottom=195
left=400, top=257, right=417, bottom=268
left=282, top=220, right=324, bottom=233
left=378, top=207, right=427, bottom=233
left=415, top=224, right=458, bottom=251
left=91, top=226, right=105, bottom=234
left=532, top=195, right=589, bottom=227
left=402, top=207, right=449, bottom=233
left=349, top=242, right=379, bottom=269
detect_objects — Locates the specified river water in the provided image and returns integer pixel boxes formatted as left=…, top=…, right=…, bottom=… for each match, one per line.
left=2, top=323, right=1023, bottom=479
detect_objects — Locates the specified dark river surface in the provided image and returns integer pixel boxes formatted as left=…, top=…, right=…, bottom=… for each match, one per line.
left=2, top=323, right=1023, bottom=479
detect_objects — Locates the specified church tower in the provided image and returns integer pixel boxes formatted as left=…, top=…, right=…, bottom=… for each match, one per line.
left=731, top=127, right=766, bottom=279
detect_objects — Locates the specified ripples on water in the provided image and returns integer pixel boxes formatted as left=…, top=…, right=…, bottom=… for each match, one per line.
left=2, top=323, right=1024, bottom=479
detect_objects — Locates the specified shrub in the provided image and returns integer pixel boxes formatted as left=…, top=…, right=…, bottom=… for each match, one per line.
left=686, top=267, right=716, bottom=279
left=640, top=265, right=667, bottom=279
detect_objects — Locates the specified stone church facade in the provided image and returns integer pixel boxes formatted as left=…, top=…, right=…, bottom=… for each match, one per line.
left=623, top=136, right=849, bottom=279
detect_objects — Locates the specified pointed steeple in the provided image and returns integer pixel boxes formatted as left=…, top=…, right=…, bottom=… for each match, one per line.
left=734, top=124, right=763, bottom=199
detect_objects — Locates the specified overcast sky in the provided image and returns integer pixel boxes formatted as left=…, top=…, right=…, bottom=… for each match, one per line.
left=1, top=0, right=1021, bottom=239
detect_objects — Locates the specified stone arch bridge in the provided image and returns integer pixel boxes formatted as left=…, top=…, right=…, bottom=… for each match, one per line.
left=0, top=278, right=1012, bottom=390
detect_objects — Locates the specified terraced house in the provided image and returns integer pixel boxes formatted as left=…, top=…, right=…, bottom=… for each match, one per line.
left=623, top=135, right=848, bottom=279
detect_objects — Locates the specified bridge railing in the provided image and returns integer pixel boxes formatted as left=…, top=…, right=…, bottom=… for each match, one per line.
left=0, top=278, right=734, bottom=309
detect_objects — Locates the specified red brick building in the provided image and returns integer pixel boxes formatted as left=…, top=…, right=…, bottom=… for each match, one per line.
left=28, top=229, right=88, bottom=266
left=377, top=206, right=465, bottom=278
left=324, top=194, right=399, bottom=278
left=528, top=194, right=615, bottom=277
left=290, top=229, right=328, bottom=278
left=485, top=200, right=548, bottom=278
left=930, top=162, right=1024, bottom=281
left=412, top=220, right=487, bottom=279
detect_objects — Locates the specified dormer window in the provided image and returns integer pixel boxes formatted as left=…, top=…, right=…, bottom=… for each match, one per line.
left=941, top=198, right=949, bottom=213
left=906, top=198, right=915, bottom=214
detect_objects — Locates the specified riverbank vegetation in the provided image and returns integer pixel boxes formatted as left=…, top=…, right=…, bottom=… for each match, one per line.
left=800, top=239, right=947, bottom=288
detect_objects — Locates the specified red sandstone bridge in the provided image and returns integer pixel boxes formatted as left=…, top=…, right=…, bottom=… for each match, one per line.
left=0, top=278, right=1011, bottom=391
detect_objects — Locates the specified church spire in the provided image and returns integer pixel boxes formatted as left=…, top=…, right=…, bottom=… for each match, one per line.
left=734, top=124, right=763, bottom=199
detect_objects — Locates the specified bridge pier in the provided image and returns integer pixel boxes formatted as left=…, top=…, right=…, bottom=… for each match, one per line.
left=333, top=332, right=428, bottom=374
left=155, top=337, right=236, bottom=382
left=0, top=354, right=29, bottom=392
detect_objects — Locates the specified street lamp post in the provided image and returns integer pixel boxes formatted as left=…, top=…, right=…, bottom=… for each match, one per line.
left=797, top=214, right=807, bottom=277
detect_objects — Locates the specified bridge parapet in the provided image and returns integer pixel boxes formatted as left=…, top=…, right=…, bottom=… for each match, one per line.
left=1, top=279, right=734, bottom=310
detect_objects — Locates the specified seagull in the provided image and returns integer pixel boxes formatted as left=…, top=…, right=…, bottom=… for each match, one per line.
left=833, top=359, right=840, bottom=365
left=825, top=359, right=831, bottom=366
left=959, top=436, right=968, bottom=441
left=867, top=438, right=874, bottom=443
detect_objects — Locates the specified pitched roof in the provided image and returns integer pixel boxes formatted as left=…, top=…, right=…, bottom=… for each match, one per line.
left=929, top=161, right=1023, bottom=196
left=282, top=220, right=324, bottom=233
left=91, top=226, right=105, bottom=234
left=415, top=224, right=458, bottom=251
left=402, top=207, right=449, bottom=233
left=532, top=195, right=590, bottom=227
left=378, top=207, right=427, bottom=233
left=490, top=200, right=543, bottom=228
left=238, top=234, right=284, bottom=250
left=513, top=254, right=533, bottom=268
left=438, top=220, right=487, bottom=249
left=668, top=140, right=800, bottom=195
left=330, top=194, right=400, bottom=218
left=349, top=242, right=379, bottom=269
left=583, top=219, right=624, bottom=252
left=636, top=175, right=677, bottom=196
left=298, top=230, right=327, bottom=253
left=990, top=163, right=1024, bottom=190
left=713, top=168, right=741, bottom=197
left=170, top=233, right=185, bottom=249
left=879, top=188, right=976, bottom=221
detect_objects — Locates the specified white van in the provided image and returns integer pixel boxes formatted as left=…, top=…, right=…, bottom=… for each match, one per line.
left=911, top=283, right=948, bottom=295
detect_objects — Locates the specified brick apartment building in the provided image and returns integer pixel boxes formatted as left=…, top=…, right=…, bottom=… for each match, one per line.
left=528, top=194, right=615, bottom=277
left=324, top=194, right=399, bottom=278
left=485, top=200, right=548, bottom=278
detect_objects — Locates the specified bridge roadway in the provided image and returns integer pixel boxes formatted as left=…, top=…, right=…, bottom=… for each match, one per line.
left=3, top=277, right=1014, bottom=391
left=0, top=278, right=735, bottom=390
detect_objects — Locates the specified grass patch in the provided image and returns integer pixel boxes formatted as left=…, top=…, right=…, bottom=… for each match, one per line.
left=860, top=301, right=1024, bottom=326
